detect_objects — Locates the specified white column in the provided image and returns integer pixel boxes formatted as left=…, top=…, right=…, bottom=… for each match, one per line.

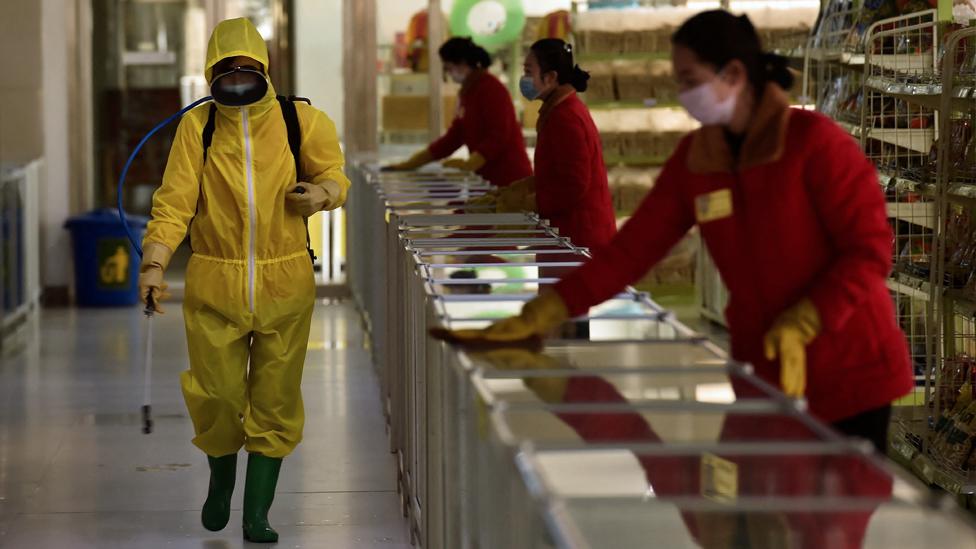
left=40, top=0, right=73, bottom=290
left=427, top=0, right=444, bottom=142
left=342, top=0, right=378, bottom=157
left=294, top=0, right=344, bottom=133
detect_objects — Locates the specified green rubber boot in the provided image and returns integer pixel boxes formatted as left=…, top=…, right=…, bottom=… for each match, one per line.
left=201, top=453, right=237, bottom=532
left=242, top=453, right=283, bottom=543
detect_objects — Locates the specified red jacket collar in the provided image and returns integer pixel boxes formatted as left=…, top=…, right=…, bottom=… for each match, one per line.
left=460, top=69, right=486, bottom=96
left=536, top=84, right=576, bottom=133
left=687, top=83, right=792, bottom=174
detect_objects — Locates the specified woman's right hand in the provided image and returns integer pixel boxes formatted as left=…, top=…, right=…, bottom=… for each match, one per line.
left=139, top=242, right=173, bottom=313
left=429, top=290, right=569, bottom=345
left=382, top=148, right=433, bottom=171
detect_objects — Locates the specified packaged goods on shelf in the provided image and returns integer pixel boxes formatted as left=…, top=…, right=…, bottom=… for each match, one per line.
left=574, top=7, right=691, bottom=56
left=944, top=207, right=976, bottom=288
left=931, top=398, right=976, bottom=471
left=820, top=73, right=862, bottom=123
left=591, top=107, right=698, bottom=162
left=575, top=4, right=815, bottom=170
left=934, top=355, right=976, bottom=415
left=610, top=214, right=698, bottom=289
left=613, top=60, right=654, bottom=102
left=585, top=62, right=616, bottom=103
left=576, top=28, right=624, bottom=55
left=896, top=231, right=933, bottom=277
left=944, top=118, right=975, bottom=178
left=600, top=131, right=623, bottom=157
left=618, top=131, right=651, bottom=158
left=523, top=17, right=541, bottom=45
left=646, top=59, right=676, bottom=103
left=636, top=230, right=699, bottom=289
left=606, top=168, right=695, bottom=289
left=608, top=167, right=659, bottom=214
left=575, top=6, right=818, bottom=56
left=382, top=95, right=457, bottom=131
left=955, top=0, right=976, bottom=23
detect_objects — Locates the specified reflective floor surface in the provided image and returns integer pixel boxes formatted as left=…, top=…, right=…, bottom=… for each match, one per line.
left=0, top=301, right=410, bottom=548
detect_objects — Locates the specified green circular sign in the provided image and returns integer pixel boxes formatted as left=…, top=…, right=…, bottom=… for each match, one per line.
left=449, top=0, right=526, bottom=52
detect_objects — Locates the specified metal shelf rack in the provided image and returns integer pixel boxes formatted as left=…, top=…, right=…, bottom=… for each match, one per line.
left=806, top=8, right=976, bottom=498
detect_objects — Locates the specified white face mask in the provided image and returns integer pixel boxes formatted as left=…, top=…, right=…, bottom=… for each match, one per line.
left=448, top=69, right=467, bottom=84
left=678, top=76, right=738, bottom=126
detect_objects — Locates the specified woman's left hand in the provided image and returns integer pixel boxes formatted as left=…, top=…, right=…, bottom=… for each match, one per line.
left=286, top=181, right=340, bottom=216
left=441, top=152, right=486, bottom=172
left=763, top=299, right=821, bottom=398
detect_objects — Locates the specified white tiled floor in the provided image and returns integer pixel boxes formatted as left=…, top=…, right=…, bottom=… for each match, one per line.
left=0, top=301, right=410, bottom=548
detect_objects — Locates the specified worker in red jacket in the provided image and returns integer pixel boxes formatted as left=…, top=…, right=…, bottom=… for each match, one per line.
left=487, top=38, right=617, bottom=253
left=386, top=37, right=532, bottom=188
left=438, top=12, right=913, bottom=450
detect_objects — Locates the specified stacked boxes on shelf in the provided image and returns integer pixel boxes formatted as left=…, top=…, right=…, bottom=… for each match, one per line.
left=590, top=107, right=697, bottom=167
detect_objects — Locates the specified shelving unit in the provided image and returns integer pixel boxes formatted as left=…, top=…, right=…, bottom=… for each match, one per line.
left=0, top=162, right=41, bottom=354
left=813, top=6, right=976, bottom=501
left=843, top=14, right=946, bottom=469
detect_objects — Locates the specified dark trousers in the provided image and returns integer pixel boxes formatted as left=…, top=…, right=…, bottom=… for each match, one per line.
left=831, top=405, right=892, bottom=454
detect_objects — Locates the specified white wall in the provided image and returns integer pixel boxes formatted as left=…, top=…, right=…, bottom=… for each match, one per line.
left=295, top=0, right=346, bottom=133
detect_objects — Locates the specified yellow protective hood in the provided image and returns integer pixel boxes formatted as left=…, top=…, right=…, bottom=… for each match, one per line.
left=205, top=18, right=270, bottom=83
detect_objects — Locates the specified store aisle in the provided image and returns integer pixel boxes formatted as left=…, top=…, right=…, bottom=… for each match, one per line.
left=0, top=302, right=410, bottom=549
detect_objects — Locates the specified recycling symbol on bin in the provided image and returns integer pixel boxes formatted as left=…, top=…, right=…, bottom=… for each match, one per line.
left=98, top=239, right=131, bottom=288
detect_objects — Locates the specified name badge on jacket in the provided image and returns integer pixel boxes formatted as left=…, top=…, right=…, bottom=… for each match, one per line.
left=695, top=189, right=733, bottom=223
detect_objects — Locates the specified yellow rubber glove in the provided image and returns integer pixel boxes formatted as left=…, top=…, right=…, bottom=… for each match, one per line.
left=383, top=148, right=433, bottom=171
left=442, top=152, right=486, bottom=172
left=138, top=242, right=173, bottom=314
left=463, top=189, right=499, bottom=213
left=431, top=290, right=569, bottom=344
left=286, top=181, right=341, bottom=217
left=763, top=299, right=821, bottom=398
left=471, top=348, right=568, bottom=402
left=495, top=176, right=537, bottom=213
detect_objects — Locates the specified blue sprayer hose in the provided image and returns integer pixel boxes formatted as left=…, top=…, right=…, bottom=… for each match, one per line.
left=117, top=96, right=213, bottom=258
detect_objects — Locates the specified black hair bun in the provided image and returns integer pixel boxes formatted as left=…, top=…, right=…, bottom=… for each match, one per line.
left=571, top=64, right=590, bottom=92
left=762, top=52, right=794, bottom=90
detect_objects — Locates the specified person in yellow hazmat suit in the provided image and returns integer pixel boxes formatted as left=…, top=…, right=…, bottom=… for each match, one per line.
left=137, top=18, right=350, bottom=543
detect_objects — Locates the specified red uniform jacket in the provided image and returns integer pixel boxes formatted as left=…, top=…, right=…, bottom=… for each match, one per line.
left=554, top=85, right=913, bottom=423
left=428, top=70, right=532, bottom=188
left=534, top=88, right=617, bottom=251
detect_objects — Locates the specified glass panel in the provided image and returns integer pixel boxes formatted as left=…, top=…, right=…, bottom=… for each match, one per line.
left=445, top=317, right=684, bottom=341
left=496, top=408, right=821, bottom=446
left=541, top=341, right=723, bottom=368
left=474, top=370, right=765, bottom=406
left=439, top=297, right=656, bottom=322
left=405, top=238, right=563, bottom=249
left=555, top=496, right=973, bottom=549
left=431, top=279, right=550, bottom=296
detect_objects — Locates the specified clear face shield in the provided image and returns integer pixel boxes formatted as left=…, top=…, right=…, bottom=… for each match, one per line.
left=210, top=66, right=269, bottom=107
